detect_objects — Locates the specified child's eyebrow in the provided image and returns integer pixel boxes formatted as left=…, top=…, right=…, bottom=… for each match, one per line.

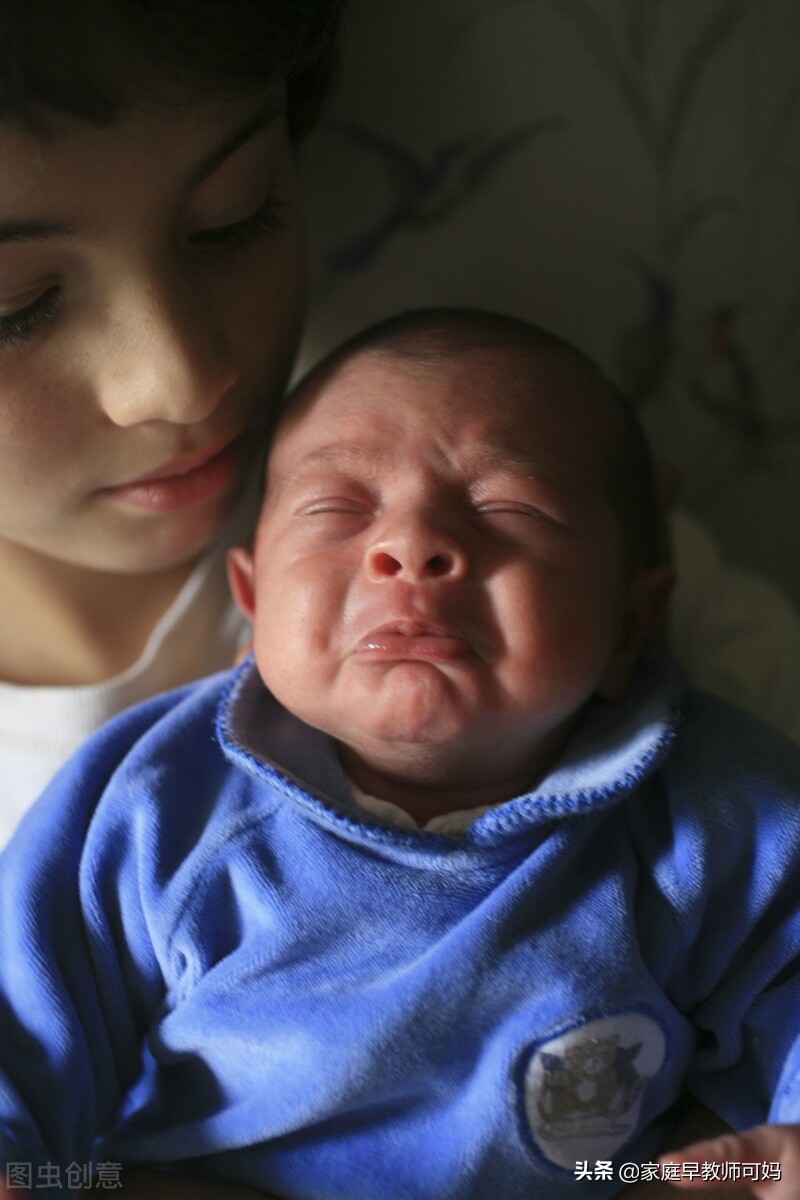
left=0, top=94, right=287, bottom=246
left=189, top=91, right=287, bottom=187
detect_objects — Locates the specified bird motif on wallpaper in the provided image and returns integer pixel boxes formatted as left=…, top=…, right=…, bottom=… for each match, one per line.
left=687, top=304, right=800, bottom=448
left=325, top=118, right=563, bottom=273
left=687, top=304, right=757, bottom=432
left=615, top=269, right=676, bottom=407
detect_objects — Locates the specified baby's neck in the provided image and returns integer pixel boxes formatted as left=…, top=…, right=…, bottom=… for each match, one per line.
left=339, top=748, right=552, bottom=826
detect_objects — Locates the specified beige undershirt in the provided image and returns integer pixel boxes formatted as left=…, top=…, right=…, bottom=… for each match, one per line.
left=348, top=779, right=501, bottom=838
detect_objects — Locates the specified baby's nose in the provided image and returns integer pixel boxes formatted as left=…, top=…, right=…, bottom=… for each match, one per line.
left=365, top=519, right=468, bottom=583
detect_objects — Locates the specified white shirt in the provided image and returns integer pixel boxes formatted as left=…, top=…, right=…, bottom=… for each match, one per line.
left=0, top=532, right=251, bottom=851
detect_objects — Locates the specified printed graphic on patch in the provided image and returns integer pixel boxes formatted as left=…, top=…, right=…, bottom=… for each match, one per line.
left=522, top=1012, right=666, bottom=1170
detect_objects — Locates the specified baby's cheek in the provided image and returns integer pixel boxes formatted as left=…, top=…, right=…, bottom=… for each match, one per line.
left=255, top=619, right=335, bottom=720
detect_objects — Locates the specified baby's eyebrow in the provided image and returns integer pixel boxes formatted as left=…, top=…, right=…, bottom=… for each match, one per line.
left=287, top=443, right=377, bottom=472
left=0, top=220, right=76, bottom=245
left=274, top=441, right=563, bottom=494
left=461, top=443, right=560, bottom=484
left=269, top=442, right=378, bottom=493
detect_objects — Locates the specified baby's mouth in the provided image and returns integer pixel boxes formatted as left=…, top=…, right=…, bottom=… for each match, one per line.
left=356, top=621, right=472, bottom=661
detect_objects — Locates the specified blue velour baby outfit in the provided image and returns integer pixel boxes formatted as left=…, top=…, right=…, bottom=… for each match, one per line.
left=1, top=649, right=800, bottom=1198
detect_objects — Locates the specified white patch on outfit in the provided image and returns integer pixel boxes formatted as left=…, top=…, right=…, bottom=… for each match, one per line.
left=347, top=779, right=499, bottom=836
left=522, top=1012, right=667, bottom=1169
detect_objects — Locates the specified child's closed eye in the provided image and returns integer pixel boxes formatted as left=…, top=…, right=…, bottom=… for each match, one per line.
left=188, top=195, right=287, bottom=253
left=0, top=285, right=61, bottom=348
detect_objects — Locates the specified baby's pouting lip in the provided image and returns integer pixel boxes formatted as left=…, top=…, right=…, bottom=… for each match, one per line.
left=356, top=620, right=473, bottom=660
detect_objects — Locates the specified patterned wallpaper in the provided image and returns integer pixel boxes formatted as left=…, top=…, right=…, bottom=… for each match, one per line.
left=300, top=0, right=800, bottom=606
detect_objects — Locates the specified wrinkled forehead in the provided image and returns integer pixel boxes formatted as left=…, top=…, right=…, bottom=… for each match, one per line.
left=269, top=347, right=617, bottom=486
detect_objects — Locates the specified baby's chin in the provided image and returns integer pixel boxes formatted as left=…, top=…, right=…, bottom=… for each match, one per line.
left=319, top=691, right=577, bottom=815
left=265, top=658, right=480, bottom=746
left=345, top=658, right=486, bottom=735
left=320, top=699, right=486, bottom=777
left=262, top=659, right=565, bottom=802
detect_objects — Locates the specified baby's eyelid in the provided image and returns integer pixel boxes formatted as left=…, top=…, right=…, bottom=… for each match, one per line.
left=474, top=499, right=543, bottom=515
left=296, top=495, right=374, bottom=516
left=473, top=498, right=569, bottom=528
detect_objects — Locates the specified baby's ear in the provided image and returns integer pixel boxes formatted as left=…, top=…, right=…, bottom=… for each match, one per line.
left=227, top=547, right=256, bottom=622
left=597, top=566, right=676, bottom=701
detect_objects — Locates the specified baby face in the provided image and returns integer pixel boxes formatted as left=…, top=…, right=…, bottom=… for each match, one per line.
left=231, top=350, right=656, bottom=793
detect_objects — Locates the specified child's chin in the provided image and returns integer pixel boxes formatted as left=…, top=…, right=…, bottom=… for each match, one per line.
left=108, top=507, right=233, bottom=574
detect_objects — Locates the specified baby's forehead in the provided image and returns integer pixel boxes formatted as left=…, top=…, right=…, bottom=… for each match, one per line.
left=266, top=348, right=618, bottom=511
left=274, top=345, right=617, bottom=471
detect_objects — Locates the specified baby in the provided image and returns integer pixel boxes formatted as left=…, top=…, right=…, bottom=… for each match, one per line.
left=1, top=309, right=799, bottom=1200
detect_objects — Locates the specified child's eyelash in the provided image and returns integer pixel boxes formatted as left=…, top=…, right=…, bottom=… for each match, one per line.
left=0, top=287, right=61, bottom=348
left=0, top=199, right=287, bottom=349
left=190, top=196, right=288, bottom=251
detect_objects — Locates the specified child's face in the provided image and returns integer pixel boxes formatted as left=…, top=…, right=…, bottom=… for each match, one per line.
left=232, top=351, right=661, bottom=791
left=0, top=87, right=305, bottom=574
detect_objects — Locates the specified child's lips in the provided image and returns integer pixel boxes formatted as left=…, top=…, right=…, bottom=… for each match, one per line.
left=100, top=436, right=246, bottom=512
left=356, top=620, right=473, bottom=661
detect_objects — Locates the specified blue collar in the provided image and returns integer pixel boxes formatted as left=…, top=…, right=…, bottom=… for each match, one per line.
left=217, top=645, right=684, bottom=845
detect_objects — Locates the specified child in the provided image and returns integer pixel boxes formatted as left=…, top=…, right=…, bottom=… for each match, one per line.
left=1, top=308, right=799, bottom=1199
left=0, top=0, right=344, bottom=843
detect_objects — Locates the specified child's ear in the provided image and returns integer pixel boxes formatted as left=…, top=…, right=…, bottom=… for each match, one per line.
left=227, top=547, right=256, bottom=622
left=597, top=566, right=676, bottom=701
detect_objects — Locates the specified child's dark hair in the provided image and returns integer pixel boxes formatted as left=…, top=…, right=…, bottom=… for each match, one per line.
left=294, top=308, right=665, bottom=572
left=0, top=0, right=346, bottom=139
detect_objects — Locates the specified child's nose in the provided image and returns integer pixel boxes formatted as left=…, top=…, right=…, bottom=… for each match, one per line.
left=93, top=271, right=240, bottom=428
left=365, top=515, right=468, bottom=584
